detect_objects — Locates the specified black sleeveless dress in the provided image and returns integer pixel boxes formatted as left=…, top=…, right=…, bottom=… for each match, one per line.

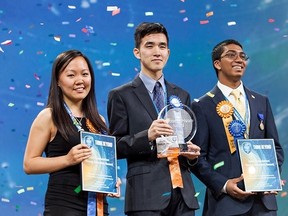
left=44, top=118, right=108, bottom=216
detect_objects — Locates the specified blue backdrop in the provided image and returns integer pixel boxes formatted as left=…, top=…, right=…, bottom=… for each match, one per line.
left=0, top=0, right=287, bottom=215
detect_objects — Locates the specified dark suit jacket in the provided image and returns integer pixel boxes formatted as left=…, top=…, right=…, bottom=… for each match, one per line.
left=107, top=75, right=199, bottom=213
left=191, top=85, right=284, bottom=216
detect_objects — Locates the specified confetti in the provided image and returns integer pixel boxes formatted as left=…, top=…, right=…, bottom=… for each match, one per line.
left=75, top=17, right=82, bottom=22
left=27, top=187, right=34, bottom=191
left=145, top=12, right=153, bottom=16
left=8, top=103, right=15, bottom=107
left=183, top=17, right=189, bottom=22
left=62, top=21, right=70, bottom=25
left=194, top=192, right=200, bottom=197
left=68, top=5, right=76, bottom=10
left=74, top=185, right=81, bottom=193
left=200, top=20, right=209, bottom=25
left=213, top=161, right=224, bottom=170
left=179, top=10, right=186, bottom=13
left=68, top=5, right=76, bottom=9
left=280, top=191, right=287, bottom=197
left=127, top=23, right=134, bottom=28
left=206, top=11, right=214, bottom=17
left=1, top=198, right=10, bottom=203
left=30, top=201, right=37, bottom=205
left=112, top=8, right=120, bottom=16
left=268, top=18, right=275, bottom=23
left=54, top=36, right=61, bottom=42
left=1, top=40, right=12, bottom=45
left=37, top=102, right=45, bottom=106
left=227, top=21, right=236, bottom=26
left=19, top=50, right=24, bottom=55
left=107, top=6, right=118, bottom=11
left=25, top=84, right=31, bottom=88
left=102, top=62, right=110, bottom=67
left=69, top=34, right=76, bottom=38
left=34, top=73, right=40, bottom=80
left=0, top=47, right=4, bottom=53
left=17, top=188, right=25, bottom=194
left=111, top=72, right=120, bottom=77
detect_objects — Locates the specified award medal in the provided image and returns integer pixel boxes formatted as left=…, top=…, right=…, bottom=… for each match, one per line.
left=257, top=113, right=265, bottom=131
left=169, top=95, right=182, bottom=108
left=216, top=100, right=234, bottom=118
left=228, top=120, right=246, bottom=138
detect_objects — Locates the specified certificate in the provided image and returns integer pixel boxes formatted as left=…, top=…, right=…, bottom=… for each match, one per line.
left=80, top=131, right=117, bottom=194
left=237, top=139, right=282, bottom=192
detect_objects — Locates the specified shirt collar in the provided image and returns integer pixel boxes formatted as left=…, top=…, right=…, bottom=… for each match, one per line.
left=139, top=71, right=166, bottom=93
left=217, top=81, right=245, bottom=98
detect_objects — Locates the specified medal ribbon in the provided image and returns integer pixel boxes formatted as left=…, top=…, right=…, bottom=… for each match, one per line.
left=167, top=150, right=184, bottom=188
left=63, top=103, right=103, bottom=216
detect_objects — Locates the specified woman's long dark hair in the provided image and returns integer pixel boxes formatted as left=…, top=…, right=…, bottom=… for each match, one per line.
left=47, top=50, right=108, bottom=141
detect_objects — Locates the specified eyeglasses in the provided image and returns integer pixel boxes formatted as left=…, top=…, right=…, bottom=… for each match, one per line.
left=220, top=50, right=249, bottom=61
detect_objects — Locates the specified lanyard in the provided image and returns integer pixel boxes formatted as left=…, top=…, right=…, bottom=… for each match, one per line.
left=63, top=102, right=84, bottom=132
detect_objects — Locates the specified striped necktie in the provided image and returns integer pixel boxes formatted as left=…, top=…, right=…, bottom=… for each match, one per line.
left=153, top=81, right=164, bottom=112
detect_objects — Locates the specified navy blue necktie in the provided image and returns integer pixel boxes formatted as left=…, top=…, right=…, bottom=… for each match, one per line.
left=153, top=81, right=164, bottom=112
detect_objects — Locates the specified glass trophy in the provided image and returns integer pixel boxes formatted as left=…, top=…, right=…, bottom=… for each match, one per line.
left=157, top=96, right=197, bottom=155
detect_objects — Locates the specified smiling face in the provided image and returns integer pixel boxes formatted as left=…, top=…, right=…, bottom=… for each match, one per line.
left=58, top=56, right=91, bottom=105
left=214, top=43, right=247, bottom=88
left=133, top=33, right=170, bottom=80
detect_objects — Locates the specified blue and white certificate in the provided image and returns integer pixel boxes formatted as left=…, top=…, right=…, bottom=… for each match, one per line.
left=237, top=139, right=282, bottom=192
left=80, top=131, right=117, bottom=194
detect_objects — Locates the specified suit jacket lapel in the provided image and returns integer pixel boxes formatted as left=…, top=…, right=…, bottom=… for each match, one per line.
left=209, top=85, right=226, bottom=105
left=132, top=76, right=158, bottom=119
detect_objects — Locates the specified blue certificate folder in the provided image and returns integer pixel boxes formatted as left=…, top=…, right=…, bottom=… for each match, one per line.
left=80, top=131, right=117, bottom=194
left=237, top=139, right=282, bottom=192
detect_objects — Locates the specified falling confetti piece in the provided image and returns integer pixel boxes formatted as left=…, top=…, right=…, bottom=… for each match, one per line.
left=74, top=185, right=81, bottom=193
left=30, top=201, right=37, bottom=205
left=9, top=86, right=15, bottom=90
left=69, top=34, right=76, bottom=38
left=62, top=21, right=70, bottom=25
left=19, top=50, right=24, bottom=55
left=194, top=192, right=200, bottom=197
left=37, top=102, right=45, bottom=106
left=27, top=187, right=34, bottom=191
left=179, top=10, right=186, bottom=13
left=145, top=12, right=153, bottom=16
left=206, top=11, right=214, bottom=17
left=1, top=40, right=12, bottom=45
left=25, top=84, right=31, bottom=88
left=68, top=5, right=76, bottom=9
left=213, top=161, right=224, bottom=170
left=102, top=62, right=110, bottom=67
left=280, top=191, right=287, bottom=197
left=183, top=17, right=188, bottom=22
left=8, top=103, right=15, bottom=107
left=268, top=18, right=275, bottom=23
left=127, top=23, right=134, bottom=28
left=17, top=188, right=25, bottom=194
left=75, top=17, right=82, bottom=22
left=34, top=73, right=40, bottom=80
left=112, top=8, right=120, bottom=16
left=227, top=21, right=236, bottom=26
left=1, top=198, right=10, bottom=203
left=107, top=6, right=118, bottom=11
left=111, top=72, right=120, bottom=76
left=0, top=47, right=4, bottom=53
left=54, top=36, right=61, bottom=42
left=200, top=20, right=209, bottom=25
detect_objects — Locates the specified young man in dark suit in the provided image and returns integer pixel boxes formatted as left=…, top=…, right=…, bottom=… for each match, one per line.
left=192, top=39, right=284, bottom=216
left=107, top=22, right=200, bottom=216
